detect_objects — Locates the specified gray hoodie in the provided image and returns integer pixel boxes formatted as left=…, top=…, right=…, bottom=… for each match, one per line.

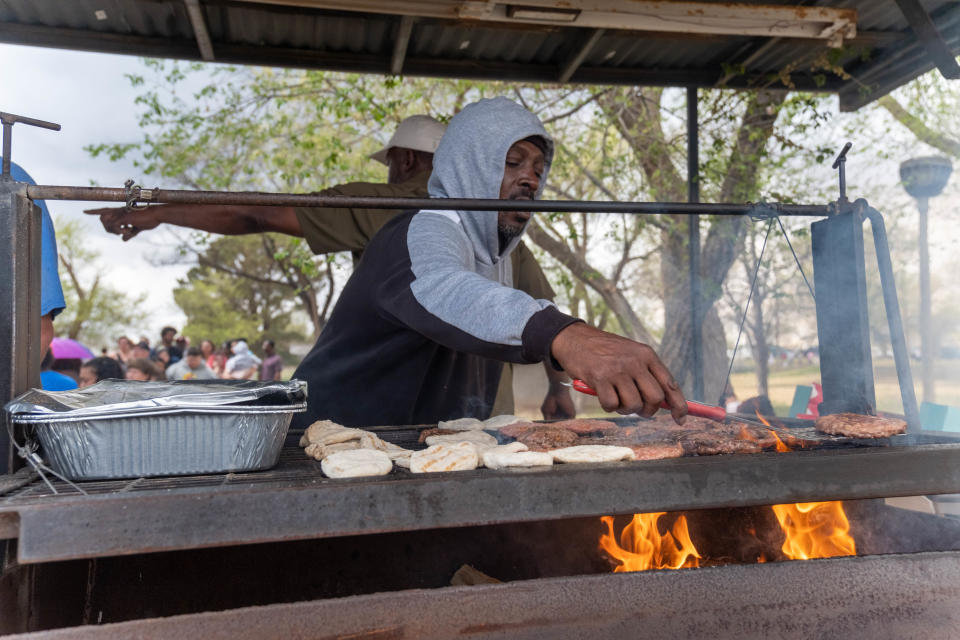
left=407, top=96, right=560, bottom=347
left=292, top=97, right=581, bottom=427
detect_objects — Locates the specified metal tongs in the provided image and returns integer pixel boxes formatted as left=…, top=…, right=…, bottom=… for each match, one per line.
left=565, top=378, right=765, bottom=426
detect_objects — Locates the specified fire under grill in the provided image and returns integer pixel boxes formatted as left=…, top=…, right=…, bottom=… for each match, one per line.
left=3, top=421, right=960, bottom=565
left=3, top=436, right=960, bottom=635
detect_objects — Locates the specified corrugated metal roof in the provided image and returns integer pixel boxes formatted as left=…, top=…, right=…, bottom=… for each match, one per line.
left=0, top=0, right=957, bottom=110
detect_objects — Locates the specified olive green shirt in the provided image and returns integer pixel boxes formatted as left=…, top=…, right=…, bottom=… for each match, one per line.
left=293, top=170, right=556, bottom=415
left=294, top=171, right=555, bottom=300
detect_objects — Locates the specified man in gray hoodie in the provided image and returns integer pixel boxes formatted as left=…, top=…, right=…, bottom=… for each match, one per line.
left=292, top=97, right=687, bottom=427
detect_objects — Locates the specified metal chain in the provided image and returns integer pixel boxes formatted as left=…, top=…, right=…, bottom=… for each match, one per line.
left=724, top=217, right=774, bottom=391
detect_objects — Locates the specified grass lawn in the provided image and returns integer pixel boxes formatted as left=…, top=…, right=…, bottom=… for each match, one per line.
left=731, top=357, right=960, bottom=417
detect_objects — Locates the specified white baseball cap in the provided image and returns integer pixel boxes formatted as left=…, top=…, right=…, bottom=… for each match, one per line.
left=369, top=115, right=447, bottom=165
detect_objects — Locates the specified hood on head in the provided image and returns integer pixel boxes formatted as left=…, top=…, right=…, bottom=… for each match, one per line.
left=427, top=97, right=554, bottom=264
left=233, top=341, right=249, bottom=354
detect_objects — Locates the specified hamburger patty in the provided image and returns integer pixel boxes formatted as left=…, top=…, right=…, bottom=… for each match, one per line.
left=546, top=418, right=619, bottom=435
left=498, top=422, right=539, bottom=439
left=679, top=431, right=763, bottom=455
left=714, top=422, right=778, bottom=448
left=650, top=414, right=717, bottom=432
left=628, top=442, right=685, bottom=461
left=814, top=413, right=906, bottom=438
left=515, top=426, right=580, bottom=452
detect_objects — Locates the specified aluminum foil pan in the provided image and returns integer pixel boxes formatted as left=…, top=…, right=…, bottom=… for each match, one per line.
left=5, top=380, right=307, bottom=480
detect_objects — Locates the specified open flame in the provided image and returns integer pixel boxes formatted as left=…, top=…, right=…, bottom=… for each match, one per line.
left=600, top=412, right=856, bottom=570
left=771, top=502, right=856, bottom=559
left=599, top=513, right=700, bottom=571
left=752, top=410, right=791, bottom=451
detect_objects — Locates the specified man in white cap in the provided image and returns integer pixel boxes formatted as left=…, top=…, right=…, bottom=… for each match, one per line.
left=85, top=115, right=575, bottom=419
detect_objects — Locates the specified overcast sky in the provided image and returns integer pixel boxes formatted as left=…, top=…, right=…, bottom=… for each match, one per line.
left=1, top=42, right=191, bottom=342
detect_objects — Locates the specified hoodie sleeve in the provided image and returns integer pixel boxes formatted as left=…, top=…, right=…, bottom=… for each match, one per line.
left=377, top=212, right=581, bottom=364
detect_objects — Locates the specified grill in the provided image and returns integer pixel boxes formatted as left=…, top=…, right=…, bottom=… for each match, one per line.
left=4, top=103, right=960, bottom=637
left=3, top=422, right=960, bottom=565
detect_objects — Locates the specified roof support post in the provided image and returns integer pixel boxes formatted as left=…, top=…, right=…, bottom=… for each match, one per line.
left=687, top=86, right=703, bottom=402
left=558, top=28, right=604, bottom=83
left=893, top=0, right=960, bottom=79
left=0, top=180, right=42, bottom=475
left=184, top=0, right=215, bottom=62
left=390, top=16, right=415, bottom=75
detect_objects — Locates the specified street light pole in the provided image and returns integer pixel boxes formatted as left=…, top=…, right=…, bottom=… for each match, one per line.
left=900, top=156, right=953, bottom=404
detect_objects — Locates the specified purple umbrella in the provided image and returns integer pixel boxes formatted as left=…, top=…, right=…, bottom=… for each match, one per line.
left=50, top=337, right=95, bottom=360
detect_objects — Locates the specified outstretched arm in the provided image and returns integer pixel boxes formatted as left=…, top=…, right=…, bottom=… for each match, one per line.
left=84, top=204, right=302, bottom=241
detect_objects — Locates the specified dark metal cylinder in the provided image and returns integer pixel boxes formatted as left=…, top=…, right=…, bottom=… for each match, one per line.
left=918, top=197, right=934, bottom=402
left=1, top=123, right=11, bottom=178
left=687, top=86, right=703, bottom=401
left=25, top=184, right=831, bottom=217
left=863, top=205, right=921, bottom=431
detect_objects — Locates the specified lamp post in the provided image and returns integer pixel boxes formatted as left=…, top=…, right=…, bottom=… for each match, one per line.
left=899, top=156, right=953, bottom=403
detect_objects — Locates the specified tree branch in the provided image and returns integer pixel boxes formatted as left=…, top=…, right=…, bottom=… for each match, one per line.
left=525, top=221, right=655, bottom=345
left=879, top=95, right=960, bottom=158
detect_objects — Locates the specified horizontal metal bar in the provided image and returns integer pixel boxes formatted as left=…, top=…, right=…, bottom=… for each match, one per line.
left=0, top=111, right=61, bottom=131
left=25, top=184, right=830, bottom=216
left=6, top=443, right=960, bottom=563
left=26, top=551, right=960, bottom=639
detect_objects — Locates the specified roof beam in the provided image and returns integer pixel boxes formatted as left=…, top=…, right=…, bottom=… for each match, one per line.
left=235, top=1, right=857, bottom=45
left=0, top=21, right=847, bottom=92
left=893, top=0, right=960, bottom=79
left=839, top=3, right=960, bottom=111
left=184, top=0, right=216, bottom=61
left=558, top=28, right=604, bottom=83
left=390, top=15, right=415, bottom=75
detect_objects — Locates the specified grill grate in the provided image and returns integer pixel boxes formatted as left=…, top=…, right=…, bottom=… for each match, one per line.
left=3, top=420, right=959, bottom=505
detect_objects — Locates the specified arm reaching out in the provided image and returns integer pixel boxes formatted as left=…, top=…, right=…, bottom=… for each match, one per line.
left=83, top=204, right=302, bottom=241
left=550, top=323, right=687, bottom=423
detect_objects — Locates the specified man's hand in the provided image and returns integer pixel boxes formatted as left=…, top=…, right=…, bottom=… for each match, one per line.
left=550, top=322, right=687, bottom=423
left=541, top=362, right=575, bottom=420
left=85, top=206, right=160, bottom=241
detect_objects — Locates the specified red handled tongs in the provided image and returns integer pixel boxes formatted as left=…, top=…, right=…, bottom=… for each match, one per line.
left=567, top=378, right=729, bottom=422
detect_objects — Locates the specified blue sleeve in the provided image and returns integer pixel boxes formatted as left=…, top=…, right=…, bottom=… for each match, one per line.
left=7, top=161, right=66, bottom=318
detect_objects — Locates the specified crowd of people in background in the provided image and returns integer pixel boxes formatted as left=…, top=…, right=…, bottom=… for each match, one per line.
left=43, top=325, right=285, bottom=390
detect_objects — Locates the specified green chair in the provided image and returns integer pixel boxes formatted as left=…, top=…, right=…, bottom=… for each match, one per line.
left=920, top=401, right=948, bottom=430
left=788, top=385, right=812, bottom=418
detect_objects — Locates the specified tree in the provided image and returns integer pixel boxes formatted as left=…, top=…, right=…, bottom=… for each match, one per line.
left=172, top=233, right=333, bottom=346
left=54, top=217, right=148, bottom=348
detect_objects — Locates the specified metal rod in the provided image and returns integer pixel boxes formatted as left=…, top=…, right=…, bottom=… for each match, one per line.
left=862, top=204, right=921, bottom=432
left=26, top=184, right=831, bottom=216
left=1, top=123, right=10, bottom=178
left=0, top=112, right=61, bottom=132
left=918, top=196, right=934, bottom=402
left=687, top=86, right=703, bottom=401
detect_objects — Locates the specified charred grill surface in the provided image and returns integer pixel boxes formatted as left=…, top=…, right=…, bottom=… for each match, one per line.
left=1, top=419, right=960, bottom=563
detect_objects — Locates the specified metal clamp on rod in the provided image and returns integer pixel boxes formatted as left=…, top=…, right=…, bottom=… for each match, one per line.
left=0, top=111, right=61, bottom=178
left=124, top=179, right=155, bottom=211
